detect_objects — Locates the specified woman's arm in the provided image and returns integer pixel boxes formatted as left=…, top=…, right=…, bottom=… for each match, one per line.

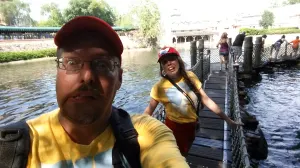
left=199, top=88, right=242, bottom=127
left=216, top=39, right=221, bottom=48
left=144, top=98, right=159, bottom=116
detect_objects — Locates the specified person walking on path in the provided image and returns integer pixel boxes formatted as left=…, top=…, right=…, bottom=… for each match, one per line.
left=216, top=32, right=229, bottom=70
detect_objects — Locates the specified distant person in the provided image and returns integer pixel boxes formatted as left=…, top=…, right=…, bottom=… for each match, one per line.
left=272, top=35, right=288, bottom=59
left=0, top=16, right=189, bottom=168
left=216, top=32, right=229, bottom=70
left=232, top=32, right=246, bottom=62
left=144, top=46, right=242, bottom=156
left=289, top=36, right=300, bottom=56
left=262, top=34, right=267, bottom=52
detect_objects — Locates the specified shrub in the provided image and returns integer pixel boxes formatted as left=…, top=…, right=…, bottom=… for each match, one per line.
left=0, top=48, right=56, bottom=63
left=240, top=27, right=300, bottom=35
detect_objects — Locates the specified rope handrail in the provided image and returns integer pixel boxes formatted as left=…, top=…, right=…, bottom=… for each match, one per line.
left=228, top=51, right=252, bottom=168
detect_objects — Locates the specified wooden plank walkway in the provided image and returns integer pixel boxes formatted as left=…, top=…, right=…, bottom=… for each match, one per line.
left=187, top=70, right=231, bottom=168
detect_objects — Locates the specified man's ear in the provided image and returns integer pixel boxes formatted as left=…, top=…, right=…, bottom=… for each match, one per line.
left=116, top=68, right=123, bottom=90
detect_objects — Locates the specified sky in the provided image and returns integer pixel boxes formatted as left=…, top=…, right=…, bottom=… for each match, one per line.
left=23, top=0, right=284, bottom=22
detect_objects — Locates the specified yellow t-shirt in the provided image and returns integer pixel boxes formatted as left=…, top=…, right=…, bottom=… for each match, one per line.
left=150, top=71, right=202, bottom=123
left=26, top=109, right=188, bottom=168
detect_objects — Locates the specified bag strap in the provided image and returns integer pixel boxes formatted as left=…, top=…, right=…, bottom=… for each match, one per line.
left=0, top=108, right=141, bottom=168
left=110, top=107, right=142, bottom=168
left=0, top=121, right=30, bottom=168
left=165, top=76, right=200, bottom=116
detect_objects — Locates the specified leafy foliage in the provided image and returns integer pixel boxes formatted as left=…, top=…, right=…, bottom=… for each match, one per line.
left=283, top=0, right=300, bottom=5
left=39, top=3, right=64, bottom=27
left=63, top=0, right=116, bottom=25
left=0, top=0, right=35, bottom=26
left=116, top=13, right=134, bottom=27
left=259, top=10, right=275, bottom=29
left=0, top=49, right=56, bottom=63
left=130, top=0, right=160, bottom=47
left=240, top=27, right=300, bottom=35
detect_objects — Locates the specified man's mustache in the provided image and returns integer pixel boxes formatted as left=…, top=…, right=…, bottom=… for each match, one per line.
left=77, top=84, right=103, bottom=96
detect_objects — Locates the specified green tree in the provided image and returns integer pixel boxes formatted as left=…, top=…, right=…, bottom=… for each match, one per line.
left=130, top=0, right=160, bottom=47
left=38, top=3, right=64, bottom=27
left=116, top=13, right=134, bottom=27
left=259, top=10, right=275, bottom=29
left=283, top=0, right=300, bottom=5
left=63, top=0, right=116, bottom=25
left=0, top=0, right=35, bottom=26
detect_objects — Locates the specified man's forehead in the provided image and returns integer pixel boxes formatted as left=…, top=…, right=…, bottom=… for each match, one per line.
left=59, top=32, right=115, bottom=54
left=62, top=47, right=109, bottom=55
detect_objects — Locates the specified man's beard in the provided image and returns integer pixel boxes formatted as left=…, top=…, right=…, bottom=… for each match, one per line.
left=61, top=105, right=100, bottom=125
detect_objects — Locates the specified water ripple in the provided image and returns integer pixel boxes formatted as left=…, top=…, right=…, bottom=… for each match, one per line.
left=245, top=66, right=300, bottom=167
left=1, top=49, right=195, bottom=126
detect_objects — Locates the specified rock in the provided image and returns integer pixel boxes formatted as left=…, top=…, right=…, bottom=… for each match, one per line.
left=244, top=127, right=268, bottom=160
left=238, top=81, right=245, bottom=87
left=238, top=90, right=247, bottom=96
left=242, top=115, right=259, bottom=131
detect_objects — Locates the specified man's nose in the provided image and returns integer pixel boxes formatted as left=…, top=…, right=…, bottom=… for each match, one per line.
left=80, top=63, right=95, bottom=84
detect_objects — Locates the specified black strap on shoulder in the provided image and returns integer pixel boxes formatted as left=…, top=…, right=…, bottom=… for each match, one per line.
left=0, top=121, right=30, bottom=168
left=110, top=107, right=141, bottom=168
left=165, top=76, right=201, bottom=116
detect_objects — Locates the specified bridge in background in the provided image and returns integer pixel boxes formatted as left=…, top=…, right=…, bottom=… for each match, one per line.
left=0, top=26, right=137, bottom=40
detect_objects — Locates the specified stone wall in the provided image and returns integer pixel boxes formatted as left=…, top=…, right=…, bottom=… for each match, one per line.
left=0, top=40, right=56, bottom=52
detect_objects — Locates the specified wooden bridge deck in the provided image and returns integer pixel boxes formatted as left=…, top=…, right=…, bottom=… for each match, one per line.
left=187, top=70, right=231, bottom=168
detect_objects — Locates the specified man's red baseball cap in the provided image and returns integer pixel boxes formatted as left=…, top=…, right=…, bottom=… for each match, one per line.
left=54, top=16, right=123, bottom=64
left=157, top=46, right=180, bottom=62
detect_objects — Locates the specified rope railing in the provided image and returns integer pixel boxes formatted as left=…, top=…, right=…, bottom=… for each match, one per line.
left=227, top=53, right=252, bottom=168
left=234, top=42, right=299, bottom=68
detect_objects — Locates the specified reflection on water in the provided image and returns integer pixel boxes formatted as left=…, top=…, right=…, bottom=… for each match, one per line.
left=0, top=48, right=191, bottom=125
left=245, top=66, right=300, bottom=167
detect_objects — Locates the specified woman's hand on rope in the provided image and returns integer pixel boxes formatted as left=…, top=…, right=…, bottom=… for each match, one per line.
left=228, top=119, right=244, bottom=129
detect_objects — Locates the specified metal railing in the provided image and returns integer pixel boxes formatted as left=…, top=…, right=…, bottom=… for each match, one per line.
left=227, top=53, right=252, bottom=168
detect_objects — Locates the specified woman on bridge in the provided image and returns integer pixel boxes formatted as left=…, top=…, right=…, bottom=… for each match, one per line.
left=216, top=32, right=229, bottom=70
left=144, top=46, right=242, bottom=156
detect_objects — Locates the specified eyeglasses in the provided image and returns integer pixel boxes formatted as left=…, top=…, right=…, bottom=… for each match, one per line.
left=55, top=57, right=120, bottom=74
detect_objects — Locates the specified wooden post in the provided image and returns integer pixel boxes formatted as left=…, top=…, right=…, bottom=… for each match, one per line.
left=228, top=38, right=232, bottom=47
left=243, top=37, right=253, bottom=74
left=190, top=41, right=197, bottom=67
left=285, top=43, right=288, bottom=57
left=198, top=39, right=204, bottom=82
left=254, top=37, right=262, bottom=68
left=228, top=38, right=233, bottom=63
left=207, top=49, right=211, bottom=75
left=234, top=63, right=239, bottom=81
